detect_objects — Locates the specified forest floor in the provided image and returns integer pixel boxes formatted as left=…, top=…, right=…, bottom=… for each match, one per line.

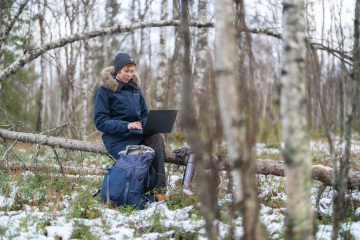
left=1, top=135, right=360, bottom=239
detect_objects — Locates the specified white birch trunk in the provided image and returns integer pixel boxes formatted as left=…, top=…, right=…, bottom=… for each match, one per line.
left=193, top=0, right=207, bottom=114
left=155, top=0, right=168, bottom=110
left=103, top=0, right=109, bottom=67
left=0, top=0, right=7, bottom=97
left=172, top=0, right=182, bottom=112
left=81, top=0, right=90, bottom=141
left=215, top=0, right=242, bottom=203
left=281, top=0, right=314, bottom=238
left=36, top=0, right=47, bottom=132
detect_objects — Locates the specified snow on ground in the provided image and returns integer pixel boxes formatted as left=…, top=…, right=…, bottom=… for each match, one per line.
left=2, top=137, right=360, bottom=239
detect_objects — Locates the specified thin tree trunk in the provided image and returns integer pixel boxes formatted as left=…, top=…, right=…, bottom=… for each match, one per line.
left=81, top=0, right=90, bottom=141
left=181, top=1, right=219, bottom=238
left=131, top=0, right=136, bottom=58
left=0, top=0, right=7, bottom=102
left=172, top=0, right=183, bottom=123
left=332, top=1, right=360, bottom=238
left=36, top=0, right=47, bottom=132
left=155, top=0, right=168, bottom=110
left=215, top=0, right=265, bottom=239
left=146, top=30, right=152, bottom=108
left=193, top=0, right=207, bottom=114
left=281, top=0, right=314, bottom=239
left=339, top=64, right=345, bottom=138
left=103, top=0, right=110, bottom=67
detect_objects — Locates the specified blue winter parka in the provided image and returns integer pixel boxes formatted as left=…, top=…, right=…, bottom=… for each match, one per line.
left=94, top=66, right=148, bottom=159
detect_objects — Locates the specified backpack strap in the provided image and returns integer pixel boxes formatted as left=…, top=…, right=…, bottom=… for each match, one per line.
left=146, top=162, right=151, bottom=187
left=123, top=172, right=132, bottom=204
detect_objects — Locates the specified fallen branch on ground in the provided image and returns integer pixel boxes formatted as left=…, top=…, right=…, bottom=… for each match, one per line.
left=1, top=128, right=360, bottom=190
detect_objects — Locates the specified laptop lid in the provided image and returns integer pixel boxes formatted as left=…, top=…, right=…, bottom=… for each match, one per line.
left=143, top=110, right=178, bottom=134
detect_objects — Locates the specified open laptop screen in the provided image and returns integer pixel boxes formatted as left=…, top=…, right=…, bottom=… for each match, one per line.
left=142, top=110, right=178, bottom=134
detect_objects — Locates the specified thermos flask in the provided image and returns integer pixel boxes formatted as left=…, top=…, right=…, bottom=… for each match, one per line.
left=182, top=154, right=195, bottom=189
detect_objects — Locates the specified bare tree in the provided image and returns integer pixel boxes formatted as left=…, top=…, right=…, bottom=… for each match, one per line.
left=155, top=0, right=168, bottom=109
left=332, top=0, right=360, bottom=238
left=281, top=0, right=314, bottom=238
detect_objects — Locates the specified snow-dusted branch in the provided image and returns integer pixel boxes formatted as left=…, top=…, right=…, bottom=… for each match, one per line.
left=0, top=19, right=351, bottom=82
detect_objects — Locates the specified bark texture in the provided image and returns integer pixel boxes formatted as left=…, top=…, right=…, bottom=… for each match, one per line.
left=215, top=0, right=264, bottom=238
left=281, top=0, right=314, bottom=239
left=193, top=0, right=207, bottom=114
left=103, top=0, right=110, bottom=67
left=155, top=0, right=168, bottom=110
left=172, top=0, right=183, bottom=115
left=36, top=0, right=47, bottom=132
left=81, top=0, right=91, bottom=141
left=0, top=0, right=7, bottom=95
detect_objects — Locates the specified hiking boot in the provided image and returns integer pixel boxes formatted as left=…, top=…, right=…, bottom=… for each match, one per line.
left=155, top=193, right=169, bottom=202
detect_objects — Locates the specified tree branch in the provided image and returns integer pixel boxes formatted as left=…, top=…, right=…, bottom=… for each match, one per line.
left=0, top=20, right=351, bottom=82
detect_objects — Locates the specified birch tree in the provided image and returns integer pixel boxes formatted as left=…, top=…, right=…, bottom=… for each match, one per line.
left=281, top=0, right=314, bottom=238
left=172, top=0, right=183, bottom=113
left=35, top=0, right=47, bottom=132
left=80, top=0, right=92, bottom=141
left=193, top=0, right=207, bottom=114
left=103, top=0, right=110, bottom=67
left=215, top=0, right=265, bottom=238
left=155, top=0, right=168, bottom=109
left=0, top=0, right=7, bottom=99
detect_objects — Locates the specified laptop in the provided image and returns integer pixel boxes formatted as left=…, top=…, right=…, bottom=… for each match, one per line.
left=129, top=110, right=178, bottom=135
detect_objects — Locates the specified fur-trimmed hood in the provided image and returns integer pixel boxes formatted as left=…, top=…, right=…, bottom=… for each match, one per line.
left=101, top=66, right=141, bottom=92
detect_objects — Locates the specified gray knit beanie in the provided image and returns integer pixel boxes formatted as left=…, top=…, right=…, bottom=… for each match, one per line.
left=114, top=53, right=136, bottom=74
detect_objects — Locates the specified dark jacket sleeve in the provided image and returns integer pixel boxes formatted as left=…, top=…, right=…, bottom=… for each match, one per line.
left=138, top=89, right=148, bottom=127
left=94, top=87, right=129, bottom=135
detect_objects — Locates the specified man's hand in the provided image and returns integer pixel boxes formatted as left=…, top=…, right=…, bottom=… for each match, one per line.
left=173, top=147, right=193, bottom=165
left=128, top=121, right=142, bottom=130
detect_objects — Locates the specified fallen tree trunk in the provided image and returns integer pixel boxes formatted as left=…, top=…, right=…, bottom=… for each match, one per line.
left=1, top=128, right=360, bottom=189
left=0, top=161, right=105, bottom=176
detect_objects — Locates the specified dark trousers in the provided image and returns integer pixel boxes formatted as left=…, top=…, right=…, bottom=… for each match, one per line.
left=140, top=134, right=166, bottom=194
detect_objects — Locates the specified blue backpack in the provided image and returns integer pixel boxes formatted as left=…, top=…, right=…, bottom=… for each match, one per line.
left=97, top=145, right=156, bottom=209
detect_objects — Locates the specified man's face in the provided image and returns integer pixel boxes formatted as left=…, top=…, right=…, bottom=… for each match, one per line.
left=116, top=65, right=136, bottom=83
